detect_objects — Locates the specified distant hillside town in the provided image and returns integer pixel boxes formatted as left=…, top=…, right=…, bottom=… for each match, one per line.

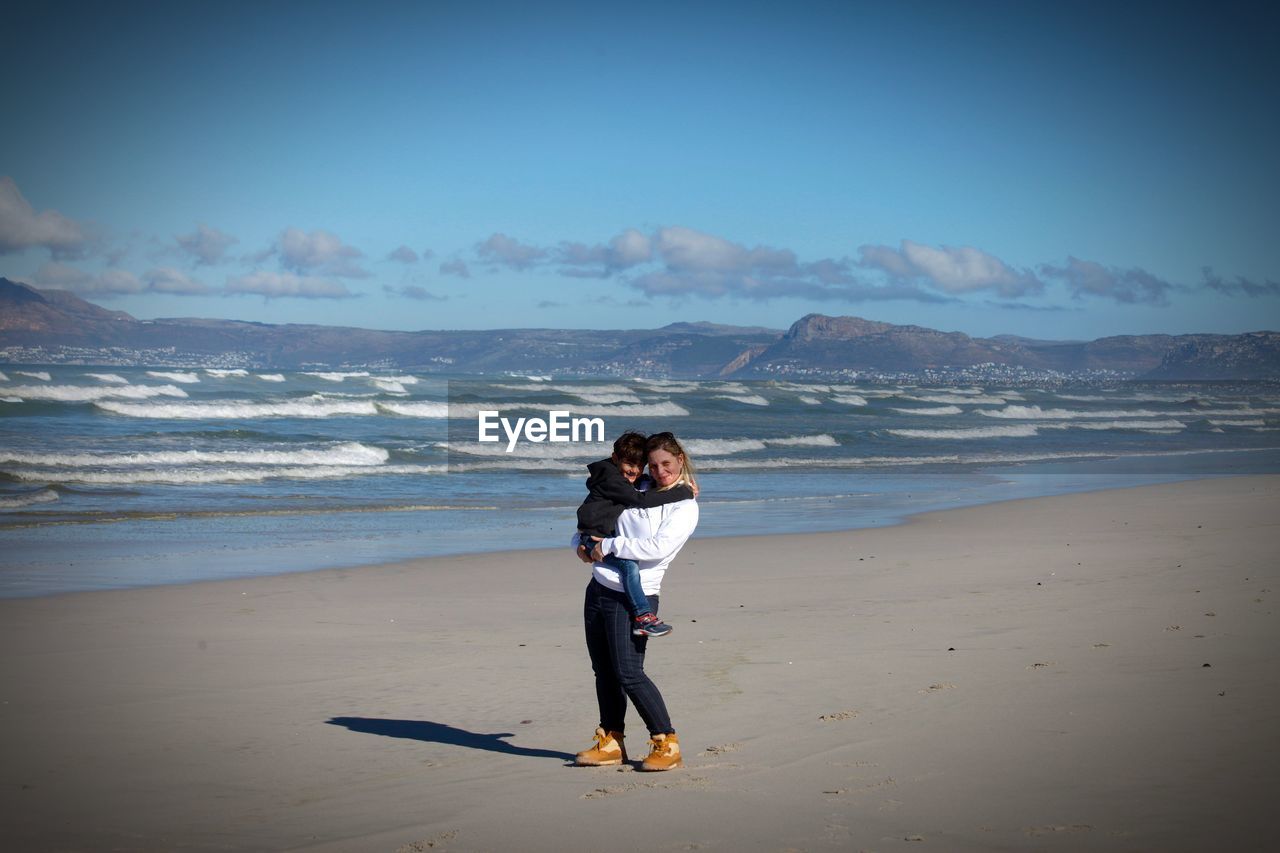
left=3, top=278, right=1278, bottom=382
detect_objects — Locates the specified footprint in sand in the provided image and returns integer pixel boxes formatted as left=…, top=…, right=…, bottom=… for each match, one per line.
left=1024, top=824, right=1093, bottom=837
left=919, top=683, right=957, bottom=694
left=819, top=710, right=858, bottom=721
left=396, top=830, right=458, bottom=852
left=581, top=776, right=710, bottom=799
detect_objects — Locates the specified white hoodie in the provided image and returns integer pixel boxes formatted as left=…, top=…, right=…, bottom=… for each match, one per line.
left=572, top=498, right=699, bottom=595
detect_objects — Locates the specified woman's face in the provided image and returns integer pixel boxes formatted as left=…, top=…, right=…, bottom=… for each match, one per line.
left=647, top=447, right=683, bottom=488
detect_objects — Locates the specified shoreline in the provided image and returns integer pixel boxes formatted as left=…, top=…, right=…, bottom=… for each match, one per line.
left=4, top=459, right=1271, bottom=600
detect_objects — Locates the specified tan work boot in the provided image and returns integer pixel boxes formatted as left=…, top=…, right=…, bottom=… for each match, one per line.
left=640, top=732, right=682, bottom=771
left=575, top=727, right=627, bottom=766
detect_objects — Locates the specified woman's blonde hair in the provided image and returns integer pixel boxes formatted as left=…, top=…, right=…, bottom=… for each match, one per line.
left=646, top=431, right=697, bottom=491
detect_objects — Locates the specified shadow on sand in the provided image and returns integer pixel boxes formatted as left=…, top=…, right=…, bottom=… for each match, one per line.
left=326, top=717, right=575, bottom=762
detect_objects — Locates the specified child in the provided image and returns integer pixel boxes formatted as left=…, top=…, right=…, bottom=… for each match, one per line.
left=577, top=431, right=695, bottom=637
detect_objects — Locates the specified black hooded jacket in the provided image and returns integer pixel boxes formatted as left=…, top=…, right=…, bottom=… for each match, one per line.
left=576, top=457, right=695, bottom=537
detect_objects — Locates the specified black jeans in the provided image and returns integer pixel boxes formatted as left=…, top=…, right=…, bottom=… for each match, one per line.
left=583, top=578, right=673, bottom=737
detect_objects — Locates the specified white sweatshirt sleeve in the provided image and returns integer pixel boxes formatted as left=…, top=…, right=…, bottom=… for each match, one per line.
left=600, top=500, right=699, bottom=561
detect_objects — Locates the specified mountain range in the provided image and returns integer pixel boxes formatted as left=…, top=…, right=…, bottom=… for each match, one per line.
left=2, top=278, right=1278, bottom=380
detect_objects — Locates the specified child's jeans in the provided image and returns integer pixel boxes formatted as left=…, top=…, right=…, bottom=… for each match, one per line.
left=602, top=553, right=652, bottom=619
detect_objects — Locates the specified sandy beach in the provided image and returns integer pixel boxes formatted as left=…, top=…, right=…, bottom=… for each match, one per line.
left=1, top=475, right=1277, bottom=852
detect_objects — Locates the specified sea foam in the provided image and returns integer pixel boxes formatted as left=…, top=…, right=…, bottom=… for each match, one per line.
left=95, top=398, right=378, bottom=419
left=146, top=371, right=200, bottom=383
left=890, top=405, right=963, bottom=416
left=715, top=394, right=770, bottom=406
left=888, top=424, right=1040, bottom=440
left=8, top=384, right=190, bottom=402
left=978, top=404, right=1171, bottom=419
left=0, top=488, right=61, bottom=509
left=6, top=463, right=444, bottom=485
left=0, top=442, right=390, bottom=468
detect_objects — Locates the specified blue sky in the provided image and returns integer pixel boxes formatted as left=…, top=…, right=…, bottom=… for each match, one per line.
left=2, top=0, right=1277, bottom=340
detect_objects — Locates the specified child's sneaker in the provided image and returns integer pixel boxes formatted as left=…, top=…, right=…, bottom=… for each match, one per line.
left=633, top=612, right=673, bottom=637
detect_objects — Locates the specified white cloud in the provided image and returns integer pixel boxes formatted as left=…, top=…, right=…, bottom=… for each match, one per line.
left=175, top=224, right=238, bottom=266
left=1201, top=267, right=1280, bottom=298
left=145, top=267, right=213, bottom=295
left=262, top=227, right=369, bottom=278
left=440, top=259, right=471, bottom=278
left=610, top=228, right=653, bottom=267
left=0, top=176, right=89, bottom=258
left=476, top=233, right=547, bottom=270
left=555, top=228, right=653, bottom=275
left=858, top=240, right=1044, bottom=298
left=627, top=226, right=944, bottom=303
left=31, top=262, right=143, bottom=295
left=1039, top=257, right=1173, bottom=305
left=387, top=245, right=419, bottom=264
left=656, top=226, right=798, bottom=275
left=386, top=284, right=446, bottom=301
left=226, top=271, right=355, bottom=299
left=463, top=225, right=948, bottom=303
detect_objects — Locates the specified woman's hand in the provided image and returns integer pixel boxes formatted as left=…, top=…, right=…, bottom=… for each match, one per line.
left=589, top=536, right=605, bottom=562
left=576, top=543, right=594, bottom=563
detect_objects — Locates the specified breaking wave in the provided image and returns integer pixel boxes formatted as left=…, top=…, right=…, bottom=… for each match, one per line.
left=1040, top=419, right=1187, bottom=432
left=371, top=378, right=410, bottom=394
left=7, top=384, right=190, bottom=402
left=888, top=424, right=1040, bottom=440
left=376, top=401, right=450, bottom=418
left=448, top=400, right=690, bottom=418
left=304, top=371, right=370, bottom=382
left=0, top=442, right=390, bottom=468
left=905, top=393, right=1006, bottom=405
left=769, top=433, right=839, bottom=447
left=890, top=405, right=963, bottom=416
left=715, top=394, right=770, bottom=406
left=146, top=371, right=200, bottom=383
left=978, top=404, right=1171, bottom=419
left=0, top=488, right=61, bottom=509
left=95, top=397, right=379, bottom=419
left=683, top=434, right=839, bottom=456
left=6, top=464, right=444, bottom=485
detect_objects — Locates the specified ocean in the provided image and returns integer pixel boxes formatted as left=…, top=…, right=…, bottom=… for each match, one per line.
left=2, top=365, right=1278, bottom=597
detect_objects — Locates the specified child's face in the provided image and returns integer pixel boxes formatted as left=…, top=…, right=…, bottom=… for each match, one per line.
left=613, top=454, right=642, bottom=482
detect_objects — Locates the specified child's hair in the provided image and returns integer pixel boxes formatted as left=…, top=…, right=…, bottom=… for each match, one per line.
left=645, top=431, right=697, bottom=490
left=612, top=430, right=649, bottom=466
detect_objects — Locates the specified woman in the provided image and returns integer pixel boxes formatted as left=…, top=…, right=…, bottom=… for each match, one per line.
left=572, top=431, right=699, bottom=771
